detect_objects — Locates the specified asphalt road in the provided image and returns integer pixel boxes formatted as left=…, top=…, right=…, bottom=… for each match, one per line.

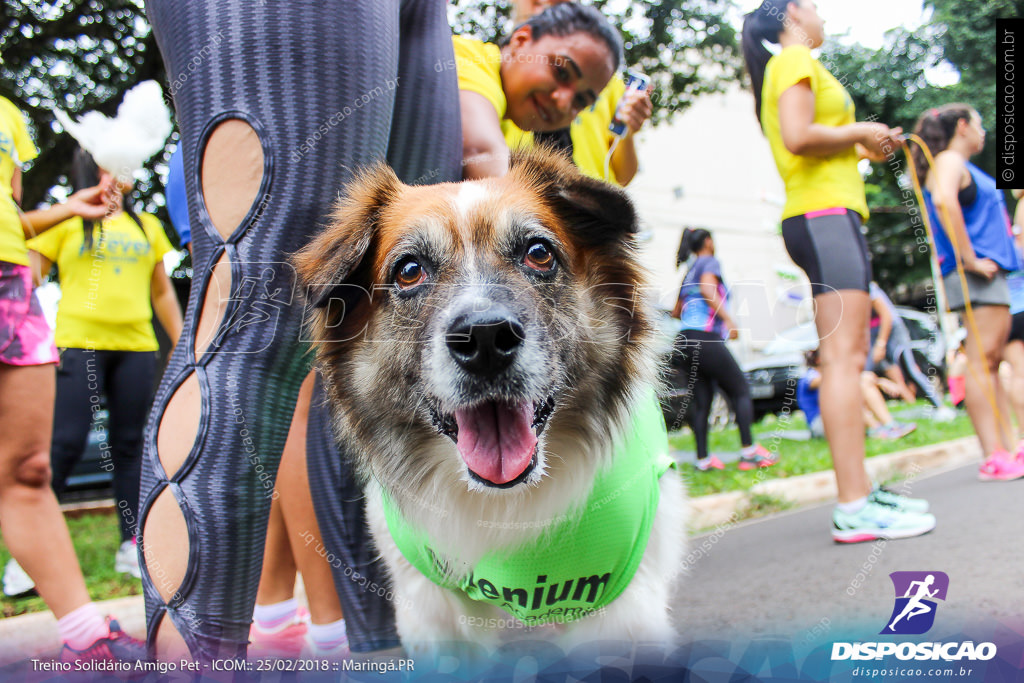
left=671, top=460, right=1024, bottom=679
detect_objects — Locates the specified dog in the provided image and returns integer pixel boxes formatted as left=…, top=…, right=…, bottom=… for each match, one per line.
left=292, top=148, right=685, bottom=655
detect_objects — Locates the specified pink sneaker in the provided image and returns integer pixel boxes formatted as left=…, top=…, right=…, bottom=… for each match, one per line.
left=978, top=450, right=1024, bottom=482
left=249, top=607, right=309, bottom=659
left=695, top=455, right=725, bottom=471
left=738, top=444, right=778, bottom=470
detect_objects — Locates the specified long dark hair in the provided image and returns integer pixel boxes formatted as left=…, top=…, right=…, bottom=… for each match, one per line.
left=676, top=227, right=712, bottom=267
left=911, top=103, right=974, bottom=184
left=741, top=0, right=792, bottom=123
left=71, top=147, right=145, bottom=252
left=502, top=2, right=623, bottom=73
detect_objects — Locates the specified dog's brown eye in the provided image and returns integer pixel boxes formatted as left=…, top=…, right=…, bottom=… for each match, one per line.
left=524, top=241, right=555, bottom=272
left=395, top=258, right=426, bottom=289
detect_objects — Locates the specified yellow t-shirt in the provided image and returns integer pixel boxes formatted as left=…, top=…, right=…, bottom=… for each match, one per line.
left=570, top=77, right=625, bottom=185
left=761, top=45, right=868, bottom=220
left=453, top=36, right=626, bottom=185
left=28, top=212, right=174, bottom=351
left=0, top=97, right=39, bottom=266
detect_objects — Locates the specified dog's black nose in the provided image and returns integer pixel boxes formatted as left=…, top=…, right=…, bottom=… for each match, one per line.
left=446, top=312, right=525, bottom=376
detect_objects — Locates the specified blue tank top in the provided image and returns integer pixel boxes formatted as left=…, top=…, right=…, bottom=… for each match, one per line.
left=677, top=255, right=728, bottom=339
left=924, top=162, right=1021, bottom=277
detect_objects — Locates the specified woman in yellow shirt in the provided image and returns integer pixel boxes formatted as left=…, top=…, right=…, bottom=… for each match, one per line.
left=28, top=149, right=182, bottom=577
left=456, top=3, right=626, bottom=180
left=742, top=0, right=936, bottom=543
left=0, top=96, right=148, bottom=660
left=508, top=0, right=652, bottom=187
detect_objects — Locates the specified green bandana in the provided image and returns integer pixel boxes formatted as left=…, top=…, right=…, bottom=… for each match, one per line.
left=383, top=393, right=672, bottom=626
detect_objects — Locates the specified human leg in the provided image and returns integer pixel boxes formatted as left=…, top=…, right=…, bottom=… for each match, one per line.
left=105, top=350, right=156, bottom=542
left=962, top=306, right=1013, bottom=455
left=1003, top=340, right=1024, bottom=440
left=695, top=337, right=755, bottom=447
left=0, top=363, right=90, bottom=618
left=274, top=373, right=344, bottom=627
left=139, top=0, right=403, bottom=660
left=814, top=290, right=873, bottom=502
left=48, top=348, right=97, bottom=499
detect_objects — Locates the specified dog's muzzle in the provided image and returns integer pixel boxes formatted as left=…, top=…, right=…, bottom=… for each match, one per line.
left=426, top=308, right=556, bottom=487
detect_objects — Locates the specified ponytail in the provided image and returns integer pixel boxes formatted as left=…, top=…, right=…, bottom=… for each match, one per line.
left=741, top=0, right=791, bottom=123
left=911, top=104, right=973, bottom=184
left=676, top=227, right=712, bottom=268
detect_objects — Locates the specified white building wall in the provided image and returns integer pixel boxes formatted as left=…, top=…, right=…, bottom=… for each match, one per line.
left=625, top=87, right=813, bottom=360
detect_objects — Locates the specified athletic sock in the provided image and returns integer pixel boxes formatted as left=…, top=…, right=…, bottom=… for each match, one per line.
left=253, top=598, right=299, bottom=632
left=741, top=445, right=757, bottom=457
left=308, top=618, right=348, bottom=651
left=836, top=497, right=868, bottom=515
left=58, top=603, right=109, bottom=650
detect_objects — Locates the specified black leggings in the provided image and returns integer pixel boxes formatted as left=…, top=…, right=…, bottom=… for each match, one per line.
left=672, top=329, right=755, bottom=460
left=139, top=0, right=461, bottom=660
left=50, top=348, right=155, bottom=541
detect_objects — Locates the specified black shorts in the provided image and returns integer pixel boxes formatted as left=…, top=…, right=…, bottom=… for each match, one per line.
left=782, top=208, right=872, bottom=297
left=1011, top=311, right=1024, bottom=344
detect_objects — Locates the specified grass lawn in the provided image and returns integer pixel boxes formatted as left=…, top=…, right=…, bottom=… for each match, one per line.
left=673, top=401, right=976, bottom=498
left=0, top=511, right=141, bottom=618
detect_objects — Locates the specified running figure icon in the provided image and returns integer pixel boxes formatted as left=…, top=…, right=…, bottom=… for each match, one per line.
left=888, top=575, right=937, bottom=630
left=882, top=571, right=949, bottom=635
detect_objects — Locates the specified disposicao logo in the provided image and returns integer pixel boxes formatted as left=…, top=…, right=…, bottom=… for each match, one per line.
left=831, top=571, right=997, bottom=663
left=881, top=571, right=949, bottom=635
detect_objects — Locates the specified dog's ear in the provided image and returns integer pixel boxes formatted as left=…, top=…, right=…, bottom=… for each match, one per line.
left=292, top=162, right=401, bottom=312
left=509, top=146, right=638, bottom=248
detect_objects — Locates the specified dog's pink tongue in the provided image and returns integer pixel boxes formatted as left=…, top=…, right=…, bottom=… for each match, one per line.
left=455, top=402, right=537, bottom=485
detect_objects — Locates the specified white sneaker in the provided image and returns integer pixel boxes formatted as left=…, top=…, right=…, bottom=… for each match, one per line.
left=2, top=558, right=36, bottom=597
left=114, top=540, right=141, bottom=579
left=932, top=406, right=957, bottom=422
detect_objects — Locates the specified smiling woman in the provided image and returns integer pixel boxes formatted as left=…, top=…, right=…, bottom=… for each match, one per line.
left=454, top=2, right=622, bottom=179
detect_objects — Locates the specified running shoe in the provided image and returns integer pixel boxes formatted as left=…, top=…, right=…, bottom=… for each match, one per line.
left=114, top=539, right=141, bottom=579
left=737, top=444, right=777, bottom=470
left=832, top=500, right=936, bottom=543
left=868, top=484, right=929, bottom=514
left=249, top=607, right=310, bottom=659
left=694, top=456, right=725, bottom=471
left=868, top=421, right=917, bottom=440
left=978, top=450, right=1024, bottom=482
left=59, top=617, right=147, bottom=664
left=2, top=557, right=36, bottom=598
left=931, top=406, right=957, bottom=423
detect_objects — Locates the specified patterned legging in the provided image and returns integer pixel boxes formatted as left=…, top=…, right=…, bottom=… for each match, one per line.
left=138, top=0, right=461, bottom=659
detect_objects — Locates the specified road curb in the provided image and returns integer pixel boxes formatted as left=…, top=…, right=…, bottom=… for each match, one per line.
left=689, top=436, right=980, bottom=530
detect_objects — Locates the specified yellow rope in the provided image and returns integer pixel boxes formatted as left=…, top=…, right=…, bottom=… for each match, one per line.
left=901, top=133, right=1008, bottom=435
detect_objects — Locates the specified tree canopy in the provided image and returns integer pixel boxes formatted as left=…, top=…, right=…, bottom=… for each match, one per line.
left=822, top=0, right=1024, bottom=304
left=4, top=0, right=739, bottom=235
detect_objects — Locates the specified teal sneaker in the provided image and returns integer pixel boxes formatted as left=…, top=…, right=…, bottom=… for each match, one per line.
left=832, top=500, right=936, bottom=543
left=868, top=485, right=930, bottom=514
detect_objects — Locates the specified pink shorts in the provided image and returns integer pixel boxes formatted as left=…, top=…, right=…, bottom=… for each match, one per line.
left=0, top=261, right=58, bottom=366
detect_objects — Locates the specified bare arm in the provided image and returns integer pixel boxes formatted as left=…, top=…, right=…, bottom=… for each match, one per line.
left=460, top=91, right=511, bottom=180
left=871, top=296, right=892, bottom=363
left=778, top=81, right=901, bottom=159
left=20, top=185, right=112, bottom=239
left=28, top=251, right=52, bottom=288
left=699, top=272, right=736, bottom=337
left=608, top=89, right=652, bottom=186
left=928, top=151, right=997, bottom=279
left=151, top=262, right=183, bottom=348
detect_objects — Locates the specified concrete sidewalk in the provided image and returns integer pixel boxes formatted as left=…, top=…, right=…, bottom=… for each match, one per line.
left=0, top=435, right=980, bottom=665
